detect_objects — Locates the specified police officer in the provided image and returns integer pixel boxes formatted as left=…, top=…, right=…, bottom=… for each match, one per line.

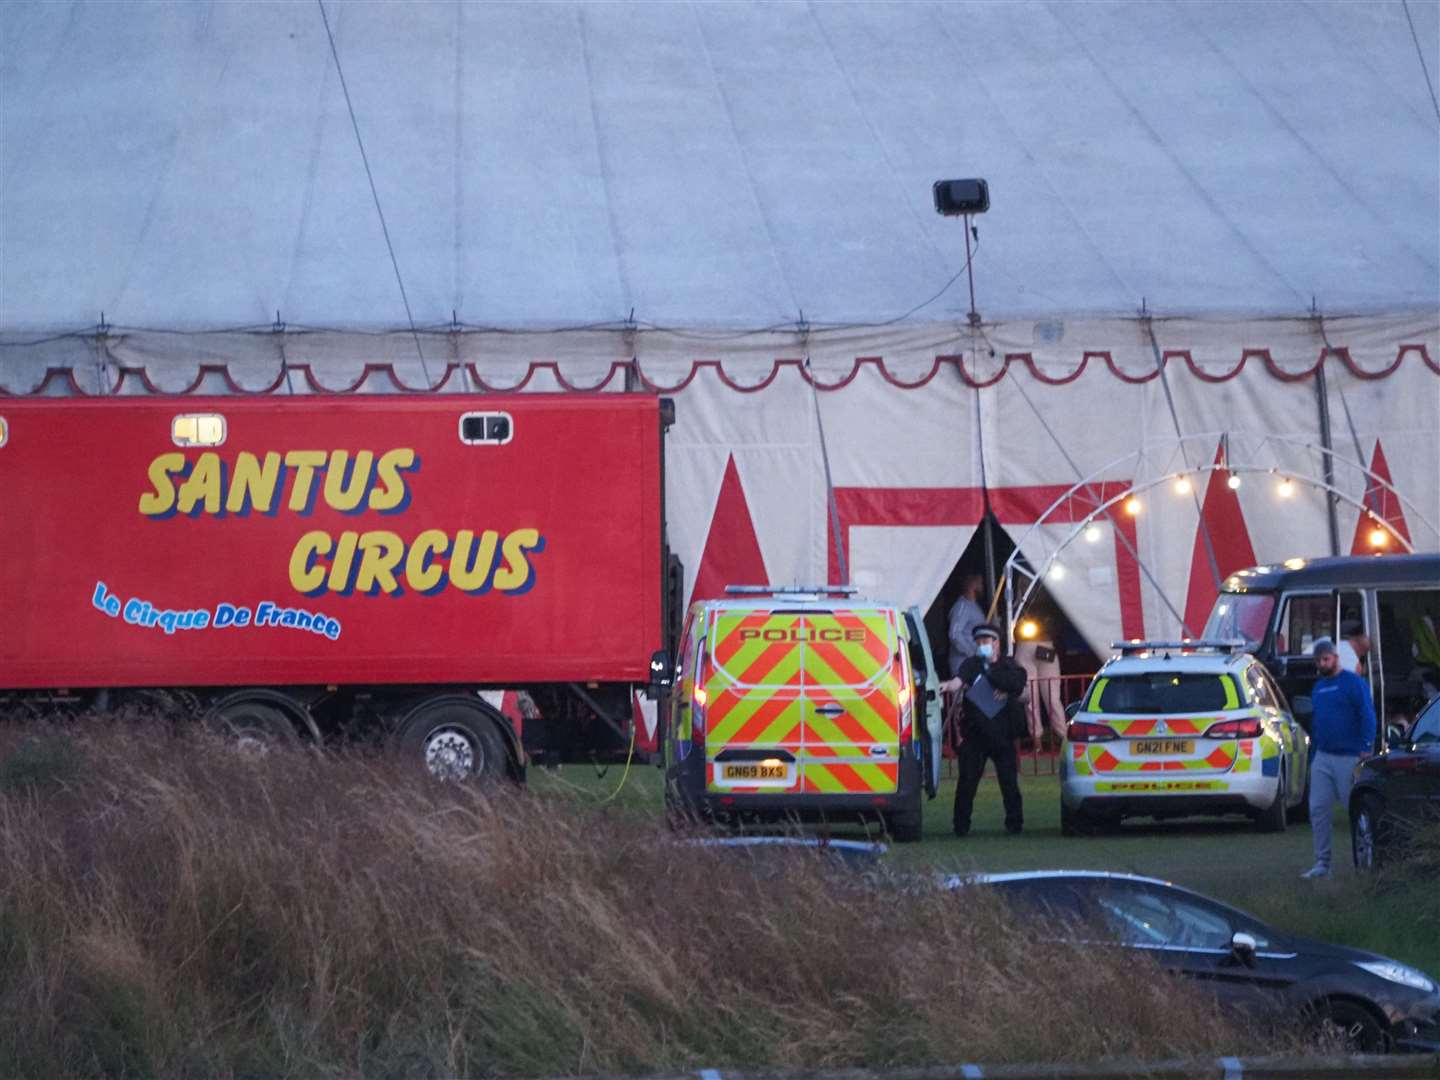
left=942, top=623, right=1027, bottom=836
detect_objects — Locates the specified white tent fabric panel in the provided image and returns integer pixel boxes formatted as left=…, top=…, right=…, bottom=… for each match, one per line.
left=848, top=525, right=977, bottom=616
left=3, top=2, right=1437, bottom=333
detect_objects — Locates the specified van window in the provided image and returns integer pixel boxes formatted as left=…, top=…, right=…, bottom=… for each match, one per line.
left=1202, top=593, right=1275, bottom=648
left=1375, top=588, right=1440, bottom=723
left=1087, top=672, right=1238, bottom=714
left=706, top=609, right=895, bottom=689
left=1278, top=594, right=1335, bottom=656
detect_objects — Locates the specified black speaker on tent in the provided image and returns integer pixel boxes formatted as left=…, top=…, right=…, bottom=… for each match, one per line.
left=933, top=178, right=990, bottom=216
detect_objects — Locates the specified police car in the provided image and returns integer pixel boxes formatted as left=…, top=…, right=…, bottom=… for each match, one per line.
left=1060, top=640, right=1310, bottom=835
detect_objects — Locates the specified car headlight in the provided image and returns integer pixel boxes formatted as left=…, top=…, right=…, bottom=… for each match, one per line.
left=1355, top=960, right=1437, bottom=994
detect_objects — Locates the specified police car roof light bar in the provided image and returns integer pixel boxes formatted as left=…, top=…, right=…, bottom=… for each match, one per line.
left=724, top=584, right=859, bottom=596
left=1110, top=639, right=1248, bottom=655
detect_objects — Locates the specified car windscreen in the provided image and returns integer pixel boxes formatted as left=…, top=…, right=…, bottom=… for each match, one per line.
left=1202, top=592, right=1275, bottom=648
left=1086, top=672, right=1237, bottom=714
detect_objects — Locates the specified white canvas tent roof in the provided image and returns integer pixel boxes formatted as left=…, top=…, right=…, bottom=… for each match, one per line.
left=2, top=0, right=1437, bottom=334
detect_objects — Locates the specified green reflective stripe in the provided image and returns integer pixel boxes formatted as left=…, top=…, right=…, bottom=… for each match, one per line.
left=1221, top=676, right=1239, bottom=711
left=803, top=764, right=847, bottom=794
left=1087, top=677, right=1109, bottom=712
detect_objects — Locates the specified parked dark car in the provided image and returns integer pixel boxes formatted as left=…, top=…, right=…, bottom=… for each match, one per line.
left=949, top=870, right=1440, bottom=1053
left=1352, top=693, right=1440, bottom=870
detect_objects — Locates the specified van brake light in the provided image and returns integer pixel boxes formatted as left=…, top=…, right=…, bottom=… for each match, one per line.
left=1067, top=721, right=1117, bottom=743
left=691, top=685, right=707, bottom=744
left=1204, top=718, right=1261, bottom=738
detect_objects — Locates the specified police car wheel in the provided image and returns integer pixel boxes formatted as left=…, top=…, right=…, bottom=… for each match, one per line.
left=1287, top=768, right=1311, bottom=824
left=1255, top=769, right=1288, bottom=833
left=1060, top=802, right=1100, bottom=837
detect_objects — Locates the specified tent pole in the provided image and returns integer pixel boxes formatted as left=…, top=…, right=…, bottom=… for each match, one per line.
left=1311, top=315, right=1342, bottom=556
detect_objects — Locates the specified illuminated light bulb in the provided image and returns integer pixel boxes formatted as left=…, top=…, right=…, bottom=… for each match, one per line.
left=1084, top=523, right=1102, bottom=543
left=1369, top=527, right=1389, bottom=549
left=1047, top=564, right=1066, bottom=582
left=1227, top=473, right=1242, bottom=490
left=1277, top=478, right=1295, bottom=498
left=1019, top=620, right=1039, bottom=640
left=1283, top=557, right=1307, bottom=570
left=1173, top=476, right=1192, bottom=495
left=1125, top=496, right=1143, bottom=516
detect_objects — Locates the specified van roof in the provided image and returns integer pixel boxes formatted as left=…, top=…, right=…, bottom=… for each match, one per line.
left=693, top=595, right=901, bottom=613
left=1220, top=553, right=1439, bottom=594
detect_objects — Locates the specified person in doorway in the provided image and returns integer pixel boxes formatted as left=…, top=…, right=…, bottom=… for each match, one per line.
left=1301, top=637, right=1377, bottom=880
left=1336, top=620, right=1370, bottom=676
left=947, top=573, right=987, bottom=678
left=1014, top=625, right=1066, bottom=744
left=941, top=623, right=1027, bottom=836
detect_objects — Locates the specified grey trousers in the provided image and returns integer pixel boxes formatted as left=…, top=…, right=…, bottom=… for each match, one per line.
left=1309, top=751, right=1361, bottom=869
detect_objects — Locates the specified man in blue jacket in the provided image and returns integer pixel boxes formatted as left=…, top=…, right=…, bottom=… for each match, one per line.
left=1301, top=637, right=1377, bottom=880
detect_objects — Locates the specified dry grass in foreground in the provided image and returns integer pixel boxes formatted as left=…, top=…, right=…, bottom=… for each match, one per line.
left=0, top=717, right=1287, bottom=1079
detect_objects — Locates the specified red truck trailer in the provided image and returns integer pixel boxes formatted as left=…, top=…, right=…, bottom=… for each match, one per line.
left=0, top=393, right=679, bottom=780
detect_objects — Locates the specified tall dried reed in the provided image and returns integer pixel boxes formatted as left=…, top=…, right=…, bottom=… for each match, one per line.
left=0, top=718, right=1272, bottom=1079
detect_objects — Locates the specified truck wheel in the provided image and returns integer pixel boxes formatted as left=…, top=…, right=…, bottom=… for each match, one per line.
left=1255, top=770, right=1287, bottom=833
left=206, top=700, right=299, bottom=753
left=398, top=702, right=509, bottom=784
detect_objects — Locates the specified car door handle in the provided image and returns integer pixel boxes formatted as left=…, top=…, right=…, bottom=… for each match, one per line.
left=814, top=704, right=845, bottom=716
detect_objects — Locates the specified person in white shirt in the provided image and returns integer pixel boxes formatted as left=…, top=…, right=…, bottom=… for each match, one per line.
left=1336, top=620, right=1370, bottom=676
left=946, top=574, right=986, bottom=678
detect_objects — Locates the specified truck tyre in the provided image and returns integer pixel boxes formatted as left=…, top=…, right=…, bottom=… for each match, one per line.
left=206, top=699, right=299, bottom=752
left=1255, top=769, right=1287, bottom=833
left=397, top=701, right=510, bottom=785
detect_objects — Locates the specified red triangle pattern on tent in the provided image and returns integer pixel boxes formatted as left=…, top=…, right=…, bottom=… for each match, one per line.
left=689, top=454, right=769, bottom=606
left=1183, top=445, right=1258, bottom=636
left=1350, top=441, right=1412, bottom=555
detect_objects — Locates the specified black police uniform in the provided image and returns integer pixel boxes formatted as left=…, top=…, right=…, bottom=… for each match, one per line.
left=952, top=653, right=1027, bottom=836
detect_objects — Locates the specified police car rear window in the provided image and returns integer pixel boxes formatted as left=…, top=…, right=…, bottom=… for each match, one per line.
left=1087, top=673, right=1237, bottom=714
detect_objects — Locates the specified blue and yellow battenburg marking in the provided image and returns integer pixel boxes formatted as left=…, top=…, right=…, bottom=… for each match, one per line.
left=137, top=448, right=545, bottom=598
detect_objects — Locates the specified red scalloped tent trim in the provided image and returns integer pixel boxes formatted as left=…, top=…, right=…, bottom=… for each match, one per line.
left=0, top=344, right=1432, bottom=396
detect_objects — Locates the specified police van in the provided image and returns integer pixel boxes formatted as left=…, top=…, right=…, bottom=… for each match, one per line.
left=663, top=586, right=943, bottom=841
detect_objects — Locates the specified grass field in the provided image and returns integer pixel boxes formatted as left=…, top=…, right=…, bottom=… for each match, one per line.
left=5, top=723, right=1297, bottom=1078
left=536, top=758, right=1440, bottom=977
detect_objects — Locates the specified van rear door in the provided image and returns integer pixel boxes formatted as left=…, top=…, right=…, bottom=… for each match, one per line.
left=797, top=609, right=903, bottom=796
left=701, top=607, right=903, bottom=796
